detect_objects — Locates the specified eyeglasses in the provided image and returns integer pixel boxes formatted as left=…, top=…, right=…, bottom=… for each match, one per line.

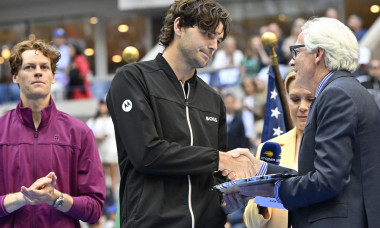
left=289, top=45, right=305, bottom=60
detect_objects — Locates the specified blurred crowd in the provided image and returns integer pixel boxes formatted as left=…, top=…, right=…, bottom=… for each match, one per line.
left=50, top=28, right=93, bottom=101
left=0, top=28, right=94, bottom=104
left=0, top=6, right=379, bottom=228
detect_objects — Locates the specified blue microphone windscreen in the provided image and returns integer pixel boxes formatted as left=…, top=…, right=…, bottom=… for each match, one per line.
left=260, top=141, right=281, bottom=165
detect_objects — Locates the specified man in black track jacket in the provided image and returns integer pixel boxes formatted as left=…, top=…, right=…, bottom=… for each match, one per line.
left=106, top=0, right=259, bottom=227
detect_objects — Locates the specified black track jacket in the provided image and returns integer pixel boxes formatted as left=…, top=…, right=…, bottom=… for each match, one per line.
left=107, top=54, right=228, bottom=227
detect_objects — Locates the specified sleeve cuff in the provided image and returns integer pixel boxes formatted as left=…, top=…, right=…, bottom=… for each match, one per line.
left=65, top=196, right=82, bottom=218
left=0, top=195, right=9, bottom=217
left=257, top=161, right=268, bottom=176
left=274, top=180, right=282, bottom=204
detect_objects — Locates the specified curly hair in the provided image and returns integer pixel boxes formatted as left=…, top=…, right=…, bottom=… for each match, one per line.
left=9, top=39, right=61, bottom=75
left=159, top=0, right=231, bottom=48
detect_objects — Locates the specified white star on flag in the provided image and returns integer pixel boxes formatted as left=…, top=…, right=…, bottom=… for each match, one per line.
left=271, top=107, right=281, bottom=119
left=270, top=89, right=278, bottom=99
left=262, top=66, right=286, bottom=142
left=273, top=127, right=284, bottom=137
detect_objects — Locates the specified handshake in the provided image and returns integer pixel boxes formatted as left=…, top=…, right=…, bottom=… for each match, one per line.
left=218, top=148, right=263, bottom=181
left=218, top=148, right=269, bottom=214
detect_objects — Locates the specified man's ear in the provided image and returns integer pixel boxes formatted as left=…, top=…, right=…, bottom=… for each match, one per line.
left=315, top=48, right=324, bottom=63
left=12, top=74, right=18, bottom=84
left=173, top=17, right=183, bottom=37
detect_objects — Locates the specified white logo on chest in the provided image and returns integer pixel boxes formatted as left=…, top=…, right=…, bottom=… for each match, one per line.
left=206, top=116, right=218, bottom=123
left=122, top=99, right=132, bottom=112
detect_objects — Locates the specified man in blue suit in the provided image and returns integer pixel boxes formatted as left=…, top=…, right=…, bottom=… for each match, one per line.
left=225, top=17, right=380, bottom=228
left=223, top=93, right=249, bottom=151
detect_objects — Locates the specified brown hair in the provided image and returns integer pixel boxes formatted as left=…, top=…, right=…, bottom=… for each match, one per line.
left=159, top=0, right=231, bottom=48
left=9, top=39, right=61, bottom=75
left=244, top=35, right=259, bottom=57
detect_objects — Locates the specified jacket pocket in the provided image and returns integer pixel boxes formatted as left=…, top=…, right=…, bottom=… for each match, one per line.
left=308, top=202, right=347, bottom=223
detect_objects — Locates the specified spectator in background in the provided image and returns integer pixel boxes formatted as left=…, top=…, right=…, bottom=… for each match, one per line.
left=347, top=13, right=371, bottom=79
left=267, top=22, right=287, bottom=65
left=259, top=25, right=270, bottom=36
left=241, top=77, right=267, bottom=122
left=248, top=77, right=268, bottom=151
left=86, top=100, right=119, bottom=199
left=0, top=54, right=12, bottom=84
left=0, top=39, right=105, bottom=227
left=240, top=35, right=271, bottom=77
left=353, top=46, right=371, bottom=80
left=361, top=59, right=380, bottom=109
left=240, top=77, right=268, bottom=149
left=67, top=42, right=92, bottom=99
left=257, top=22, right=290, bottom=84
left=51, top=28, right=70, bottom=100
left=347, top=14, right=367, bottom=41
left=282, top=18, right=305, bottom=62
left=212, top=36, right=244, bottom=69
left=224, top=93, right=248, bottom=151
left=325, top=7, right=340, bottom=20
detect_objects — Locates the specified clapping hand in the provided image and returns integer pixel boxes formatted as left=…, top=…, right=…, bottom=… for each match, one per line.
left=21, top=172, right=57, bottom=206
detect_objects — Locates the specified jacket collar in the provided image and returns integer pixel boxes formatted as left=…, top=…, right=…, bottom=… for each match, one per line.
left=155, top=53, right=198, bottom=85
left=318, top=70, right=351, bottom=96
left=16, top=97, right=57, bottom=130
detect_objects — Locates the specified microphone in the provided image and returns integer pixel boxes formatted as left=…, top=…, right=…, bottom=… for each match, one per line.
left=260, top=141, right=282, bottom=165
left=258, top=141, right=282, bottom=215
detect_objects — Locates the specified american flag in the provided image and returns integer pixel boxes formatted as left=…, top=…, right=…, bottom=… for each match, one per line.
left=261, top=66, right=286, bottom=142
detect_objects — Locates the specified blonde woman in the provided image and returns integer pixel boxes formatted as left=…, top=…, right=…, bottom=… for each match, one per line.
left=244, top=69, right=314, bottom=228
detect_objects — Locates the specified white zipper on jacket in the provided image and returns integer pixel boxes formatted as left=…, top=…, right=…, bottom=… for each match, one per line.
left=180, top=81, right=195, bottom=228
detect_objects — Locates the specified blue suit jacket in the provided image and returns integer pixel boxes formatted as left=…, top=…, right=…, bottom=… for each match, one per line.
left=227, top=113, right=248, bottom=150
left=268, top=71, right=380, bottom=227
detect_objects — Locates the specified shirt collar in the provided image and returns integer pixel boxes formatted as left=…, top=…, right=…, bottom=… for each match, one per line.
left=315, top=71, right=335, bottom=97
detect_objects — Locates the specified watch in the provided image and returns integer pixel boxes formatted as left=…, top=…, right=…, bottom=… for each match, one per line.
left=52, top=192, right=64, bottom=208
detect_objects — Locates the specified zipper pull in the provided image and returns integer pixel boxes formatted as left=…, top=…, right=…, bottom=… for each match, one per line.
left=34, top=128, right=38, bottom=138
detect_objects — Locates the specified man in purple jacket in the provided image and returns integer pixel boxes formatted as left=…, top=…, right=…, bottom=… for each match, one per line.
left=0, top=39, right=105, bottom=227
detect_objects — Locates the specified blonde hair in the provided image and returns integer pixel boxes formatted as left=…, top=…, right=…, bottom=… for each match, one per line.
left=9, top=39, right=60, bottom=75
left=284, top=69, right=296, bottom=93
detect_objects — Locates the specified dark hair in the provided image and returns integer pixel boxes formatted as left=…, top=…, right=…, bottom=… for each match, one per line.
left=9, top=39, right=60, bottom=75
left=350, top=13, right=363, bottom=23
left=223, top=92, right=236, bottom=100
left=70, top=42, right=83, bottom=57
left=241, top=77, right=258, bottom=92
left=94, top=99, right=108, bottom=118
left=159, top=0, right=231, bottom=48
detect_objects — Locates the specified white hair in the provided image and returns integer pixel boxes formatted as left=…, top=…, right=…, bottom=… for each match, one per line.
left=302, top=17, right=359, bottom=72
